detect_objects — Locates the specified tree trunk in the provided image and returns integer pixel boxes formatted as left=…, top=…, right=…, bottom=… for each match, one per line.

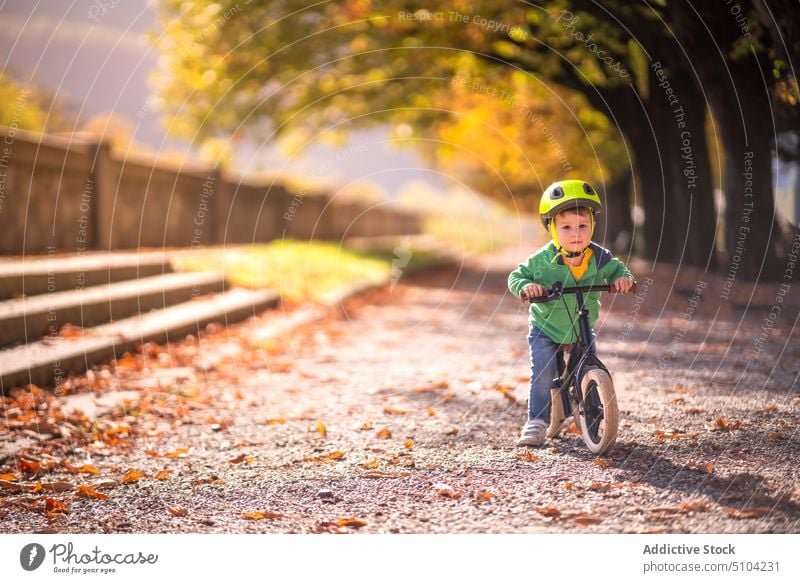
left=595, top=170, right=632, bottom=254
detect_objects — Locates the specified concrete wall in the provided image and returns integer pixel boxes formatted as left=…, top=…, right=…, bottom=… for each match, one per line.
left=0, top=126, right=422, bottom=254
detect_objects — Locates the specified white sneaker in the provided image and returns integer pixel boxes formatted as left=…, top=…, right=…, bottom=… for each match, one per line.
left=517, top=419, right=547, bottom=447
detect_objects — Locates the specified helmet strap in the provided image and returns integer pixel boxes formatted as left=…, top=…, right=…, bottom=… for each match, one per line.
left=548, top=211, right=595, bottom=260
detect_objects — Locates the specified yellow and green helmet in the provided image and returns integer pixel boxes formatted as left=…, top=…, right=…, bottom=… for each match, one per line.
left=538, top=179, right=602, bottom=230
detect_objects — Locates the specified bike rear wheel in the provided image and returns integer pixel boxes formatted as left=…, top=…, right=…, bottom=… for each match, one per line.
left=578, top=368, right=618, bottom=455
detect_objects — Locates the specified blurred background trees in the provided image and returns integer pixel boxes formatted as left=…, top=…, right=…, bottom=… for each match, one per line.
left=150, top=1, right=796, bottom=277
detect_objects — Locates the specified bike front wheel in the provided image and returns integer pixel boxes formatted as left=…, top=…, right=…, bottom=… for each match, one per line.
left=578, top=368, right=619, bottom=455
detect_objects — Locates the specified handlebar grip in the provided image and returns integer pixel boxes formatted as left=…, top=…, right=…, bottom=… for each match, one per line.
left=527, top=294, right=553, bottom=304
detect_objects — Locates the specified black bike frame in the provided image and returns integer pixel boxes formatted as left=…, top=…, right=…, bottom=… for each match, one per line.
left=528, top=282, right=613, bottom=411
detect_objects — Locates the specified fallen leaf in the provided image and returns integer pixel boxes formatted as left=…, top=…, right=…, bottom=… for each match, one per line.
left=335, top=516, right=367, bottom=528
left=360, top=459, right=379, bottom=469
left=404, top=439, right=414, bottom=449
left=121, top=470, right=146, bottom=483
left=243, top=511, right=288, bottom=520
left=670, top=397, right=686, bottom=405
left=754, top=404, right=778, bottom=413
left=228, top=454, right=248, bottom=464
left=303, top=451, right=345, bottom=463
left=44, top=497, right=69, bottom=517
left=565, top=422, right=581, bottom=435
left=711, top=417, right=741, bottom=431
left=767, top=432, right=786, bottom=442
left=164, top=448, right=190, bottom=458
left=359, top=422, right=374, bottom=430
left=155, top=470, right=171, bottom=480
left=488, top=384, right=518, bottom=403
left=724, top=506, right=771, bottom=519
left=655, top=429, right=701, bottom=441
left=0, top=473, right=17, bottom=481
left=76, top=484, right=109, bottom=500
left=564, top=482, right=574, bottom=490
left=383, top=407, right=409, bottom=415
left=594, top=457, right=613, bottom=468
left=362, top=471, right=412, bottom=479
left=168, top=506, right=188, bottom=517
left=444, top=427, right=459, bottom=436
left=376, top=428, right=392, bottom=439
left=37, top=481, right=74, bottom=493
left=427, top=407, right=436, bottom=416
left=535, top=506, right=561, bottom=518
left=476, top=491, right=495, bottom=503
left=679, top=501, right=710, bottom=512
left=432, top=482, right=461, bottom=499
left=0, top=479, right=30, bottom=492
left=266, top=418, right=287, bottom=425
left=315, top=421, right=327, bottom=436
left=388, top=456, right=415, bottom=468
left=516, top=450, right=539, bottom=463
left=570, top=513, right=603, bottom=526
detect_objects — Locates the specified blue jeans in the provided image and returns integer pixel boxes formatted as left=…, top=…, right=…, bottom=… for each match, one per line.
left=527, top=326, right=558, bottom=422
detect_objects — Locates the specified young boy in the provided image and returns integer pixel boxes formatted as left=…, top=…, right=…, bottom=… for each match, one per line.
left=508, top=179, right=634, bottom=447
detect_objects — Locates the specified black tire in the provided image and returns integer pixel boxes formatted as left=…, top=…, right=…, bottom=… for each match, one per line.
left=577, top=368, right=618, bottom=455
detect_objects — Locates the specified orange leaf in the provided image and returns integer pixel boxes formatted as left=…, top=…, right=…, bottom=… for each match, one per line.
left=32, top=482, right=43, bottom=494
left=76, top=484, right=109, bottom=500
left=535, top=506, right=561, bottom=518
left=121, top=470, right=146, bottom=483
left=404, top=439, right=414, bottom=449
left=594, top=457, right=613, bottom=468
left=712, top=417, right=741, bottom=431
left=155, top=469, right=171, bottom=480
left=383, top=407, right=409, bottom=415
left=168, top=506, right=188, bottom=517
left=360, top=459, right=379, bottom=469
left=724, top=506, right=771, bottom=519
left=564, top=482, right=574, bottom=490
left=304, top=451, right=345, bottom=463
left=0, top=473, right=17, bottom=481
left=18, top=458, right=42, bottom=474
left=376, top=428, right=392, bottom=439
left=335, top=516, right=367, bottom=528
left=243, top=511, right=288, bottom=520
left=315, top=421, right=327, bottom=436
left=78, top=464, right=101, bottom=475
left=266, top=418, right=286, bottom=425
left=571, top=513, right=603, bottom=526
left=44, top=497, right=69, bottom=515
left=476, top=491, right=495, bottom=503
left=427, top=407, right=436, bottom=416
left=359, top=422, right=373, bottom=430
left=164, top=448, right=190, bottom=458
left=516, top=450, right=539, bottom=463
left=679, top=501, right=710, bottom=512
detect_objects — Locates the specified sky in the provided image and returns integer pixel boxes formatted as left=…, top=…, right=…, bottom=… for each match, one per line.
left=0, top=0, right=450, bottom=198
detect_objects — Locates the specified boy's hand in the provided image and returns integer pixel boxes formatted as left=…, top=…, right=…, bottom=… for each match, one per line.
left=612, top=277, right=634, bottom=293
left=520, top=283, right=547, bottom=300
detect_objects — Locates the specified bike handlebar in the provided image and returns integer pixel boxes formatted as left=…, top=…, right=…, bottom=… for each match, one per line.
left=526, top=280, right=637, bottom=303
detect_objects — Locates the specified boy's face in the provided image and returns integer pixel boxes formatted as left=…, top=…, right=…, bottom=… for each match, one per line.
left=554, top=210, right=591, bottom=253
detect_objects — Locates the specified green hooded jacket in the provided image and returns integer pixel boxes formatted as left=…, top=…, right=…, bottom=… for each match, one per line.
left=508, top=241, right=634, bottom=343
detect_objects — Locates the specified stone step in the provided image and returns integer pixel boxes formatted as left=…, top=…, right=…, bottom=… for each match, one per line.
left=0, top=287, right=280, bottom=392
left=0, top=249, right=183, bottom=299
left=0, top=271, right=227, bottom=347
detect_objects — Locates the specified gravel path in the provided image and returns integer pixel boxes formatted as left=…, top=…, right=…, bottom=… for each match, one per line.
left=2, top=247, right=799, bottom=534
